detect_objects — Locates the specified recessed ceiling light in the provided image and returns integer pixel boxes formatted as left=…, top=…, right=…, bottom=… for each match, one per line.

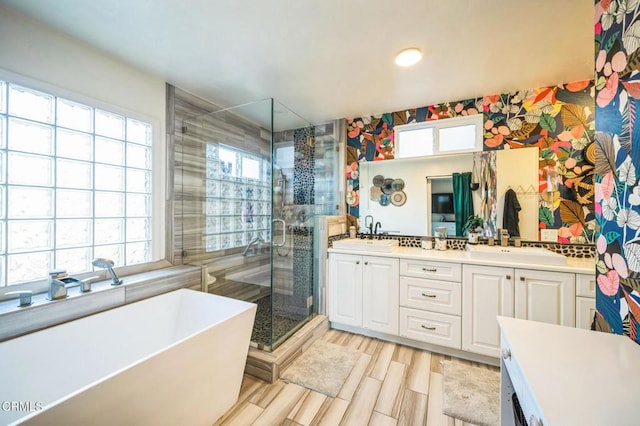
left=395, top=48, right=422, bottom=67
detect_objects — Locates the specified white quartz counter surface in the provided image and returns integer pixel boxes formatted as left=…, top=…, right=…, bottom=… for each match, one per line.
left=328, top=246, right=594, bottom=274
left=498, top=316, right=640, bottom=425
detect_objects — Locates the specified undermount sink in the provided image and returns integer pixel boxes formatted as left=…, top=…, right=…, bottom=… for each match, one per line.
left=332, top=238, right=399, bottom=252
left=465, top=244, right=567, bottom=265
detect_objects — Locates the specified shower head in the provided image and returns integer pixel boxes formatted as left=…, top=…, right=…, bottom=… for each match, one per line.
left=92, top=258, right=123, bottom=286
left=92, top=258, right=114, bottom=269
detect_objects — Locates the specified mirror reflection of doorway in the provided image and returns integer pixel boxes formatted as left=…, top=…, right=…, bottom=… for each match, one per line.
left=426, top=176, right=457, bottom=237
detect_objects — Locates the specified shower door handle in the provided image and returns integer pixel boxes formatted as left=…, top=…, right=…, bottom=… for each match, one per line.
left=273, top=219, right=286, bottom=247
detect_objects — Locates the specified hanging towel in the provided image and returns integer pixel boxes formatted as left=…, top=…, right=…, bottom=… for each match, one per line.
left=503, top=188, right=521, bottom=237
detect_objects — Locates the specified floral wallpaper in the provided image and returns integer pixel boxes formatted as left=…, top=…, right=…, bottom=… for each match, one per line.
left=594, top=0, right=640, bottom=341
left=346, top=81, right=595, bottom=242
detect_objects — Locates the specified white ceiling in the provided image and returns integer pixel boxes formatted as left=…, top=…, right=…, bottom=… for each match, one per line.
left=0, top=0, right=593, bottom=125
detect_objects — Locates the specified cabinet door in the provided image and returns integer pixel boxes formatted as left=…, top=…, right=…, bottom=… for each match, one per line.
left=515, top=269, right=575, bottom=327
left=462, top=265, right=514, bottom=357
left=362, top=256, right=399, bottom=335
left=576, top=296, right=596, bottom=330
left=328, top=253, right=363, bottom=327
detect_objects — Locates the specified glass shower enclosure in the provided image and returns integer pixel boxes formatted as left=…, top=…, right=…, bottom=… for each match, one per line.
left=180, top=99, right=316, bottom=351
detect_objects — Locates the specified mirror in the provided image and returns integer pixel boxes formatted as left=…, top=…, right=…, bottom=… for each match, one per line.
left=358, top=148, right=539, bottom=240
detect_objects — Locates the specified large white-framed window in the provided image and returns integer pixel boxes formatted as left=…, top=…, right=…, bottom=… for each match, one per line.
left=394, top=114, right=483, bottom=158
left=0, top=78, right=157, bottom=287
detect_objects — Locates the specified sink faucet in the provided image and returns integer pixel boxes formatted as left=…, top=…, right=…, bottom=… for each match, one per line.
left=243, top=236, right=264, bottom=256
left=374, top=221, right=382, bottom=236
left=47, top=270, right=68, bottom=300
left=364, top=215, right=374, bottom=239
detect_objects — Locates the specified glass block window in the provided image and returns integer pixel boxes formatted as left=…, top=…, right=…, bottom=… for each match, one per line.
left=205, top=143, right=270, bottom=252
left=0, top=81, right=153, bottom=286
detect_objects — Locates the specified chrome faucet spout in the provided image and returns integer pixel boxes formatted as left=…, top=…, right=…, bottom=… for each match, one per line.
left=47, top=270, right=68, bottom=300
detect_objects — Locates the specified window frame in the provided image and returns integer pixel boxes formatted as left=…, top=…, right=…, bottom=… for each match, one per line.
left=394, top=114, right=483, bottom=159
left=0, top=70, right=165, bottom=298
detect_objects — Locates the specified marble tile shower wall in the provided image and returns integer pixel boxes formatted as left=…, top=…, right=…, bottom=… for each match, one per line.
left=169, top=86, right=270, bottom=264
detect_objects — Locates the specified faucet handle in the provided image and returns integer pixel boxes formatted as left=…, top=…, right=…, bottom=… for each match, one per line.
left=6, top=290, right=33, bottom=307
left=81, top=276, right=100, bottom=293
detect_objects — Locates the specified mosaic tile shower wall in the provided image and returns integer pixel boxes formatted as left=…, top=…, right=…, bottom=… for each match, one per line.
left=594, top=0, right=640, bottom=342
left=291, top=127, right=315, bottom=315
left=345, top=81, right=595, bottom=244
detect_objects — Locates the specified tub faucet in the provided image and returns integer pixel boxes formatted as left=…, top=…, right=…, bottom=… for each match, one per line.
left=47, top=270, right=68, bottom=300
left=243, top=237, right=264, bottom=256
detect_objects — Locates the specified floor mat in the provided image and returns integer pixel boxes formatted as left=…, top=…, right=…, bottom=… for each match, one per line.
left=281, top=340, right=359, bottom=397
left=442, top=360, right=500, bottom=426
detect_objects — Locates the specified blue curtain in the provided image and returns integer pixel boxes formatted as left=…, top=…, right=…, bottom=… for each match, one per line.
left=452, top=172, right=473, bottom=236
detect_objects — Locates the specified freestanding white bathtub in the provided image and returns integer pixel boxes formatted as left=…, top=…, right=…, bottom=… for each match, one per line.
left=0, top=289, right=256, bottom=425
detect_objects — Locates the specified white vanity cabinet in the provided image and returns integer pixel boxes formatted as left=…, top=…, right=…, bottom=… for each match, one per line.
left=515, top=269, right=575, bottom=327
left=462, top=265, right=514, bottom=357
left=328, top=253, right=399, bottom=334
left=399, top=259, right=462, bottom=349
left=328, top=246, right=592, bottom=364
left=575, top=273, right=596, bottom=330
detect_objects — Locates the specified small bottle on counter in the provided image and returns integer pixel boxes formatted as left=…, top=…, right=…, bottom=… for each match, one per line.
left=349, top=226, right=356, bottom=239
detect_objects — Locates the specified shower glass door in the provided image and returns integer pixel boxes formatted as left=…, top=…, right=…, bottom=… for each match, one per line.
left=181, top=98, right=315, bottom=351
left=269, top=100, right=316, bottom=349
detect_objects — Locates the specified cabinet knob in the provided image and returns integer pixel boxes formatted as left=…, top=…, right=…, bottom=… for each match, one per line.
left=364, top=261, right=368, bottom=265
left=421, top=325, right=436, bottom=331
left=422, top=268, right=437, bottom=272
left=506, top=275, right=511, bottom=280
left=520, top=276, right=525, bottom=281
left=501, top=348, right=511, bottom=360
left=421, top=293, right=437, bottom=298
left=356, top=261, right=360, bottom=264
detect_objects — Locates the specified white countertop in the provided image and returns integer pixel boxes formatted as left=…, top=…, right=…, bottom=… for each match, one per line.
left=328, top=246, right=594, bottom=274
left=498, top=316, right=640, bottom=425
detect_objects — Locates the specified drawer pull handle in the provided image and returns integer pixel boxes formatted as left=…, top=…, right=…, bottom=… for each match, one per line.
left=422, top=268, right=437, bottom=272
left=501, top=348, right=511, bottom=360
left=421, top=293, right=437, bottom=298
left=421, top=325, right=436, bottom=331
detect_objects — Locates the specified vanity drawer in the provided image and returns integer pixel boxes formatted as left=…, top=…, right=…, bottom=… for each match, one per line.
left=400, top=277, right=461, bottom=315
left=576, top=274, right=595, bottom=298
left=400, top=259, right=461, bottom=282
left=399, top=307, right=461, bottom=349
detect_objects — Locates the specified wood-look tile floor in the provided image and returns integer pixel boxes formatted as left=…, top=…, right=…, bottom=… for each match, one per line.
left=215, top=329, right=499, bottom=426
